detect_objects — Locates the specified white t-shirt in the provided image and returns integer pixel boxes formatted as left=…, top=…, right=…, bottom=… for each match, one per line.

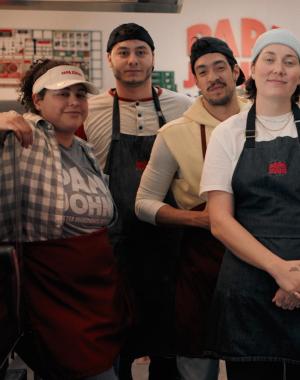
left=200, top=110, right=297, bottom=195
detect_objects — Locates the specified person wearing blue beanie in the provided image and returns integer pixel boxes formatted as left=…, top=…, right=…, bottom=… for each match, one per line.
left=201, top=28, right=300, bottom=380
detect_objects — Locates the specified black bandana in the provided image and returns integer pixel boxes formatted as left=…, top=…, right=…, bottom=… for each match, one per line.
left=190, top=36, right=245, bottom=86
left=107, top=23, right=155, bottom=52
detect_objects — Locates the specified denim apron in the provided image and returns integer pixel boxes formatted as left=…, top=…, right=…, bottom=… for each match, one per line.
left=206, top=103, right=300, bottom=363
left=104, top=88, right=182, bottom=357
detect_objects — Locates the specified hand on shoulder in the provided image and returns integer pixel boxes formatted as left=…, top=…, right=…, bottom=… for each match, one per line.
left=0, top=111, right=33, bottom=148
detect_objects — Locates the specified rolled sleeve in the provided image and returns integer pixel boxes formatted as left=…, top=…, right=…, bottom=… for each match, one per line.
left=135, top=134, right=179, bottom=225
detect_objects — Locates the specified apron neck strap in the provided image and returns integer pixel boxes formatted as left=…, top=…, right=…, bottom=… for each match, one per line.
left=103, top=90, right=120, bottom=175
left=200, top=124, right=207, bottom=159
left=245, top=102, right=256, bottom=148
left=111, top=90, right=121, bottom=141
left=151, top=86, right=167, bottom=127
left=292, top=102, right=300, bottom=142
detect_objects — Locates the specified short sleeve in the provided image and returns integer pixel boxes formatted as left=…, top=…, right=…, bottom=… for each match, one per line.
left=200, top=113, right=247, bottom=196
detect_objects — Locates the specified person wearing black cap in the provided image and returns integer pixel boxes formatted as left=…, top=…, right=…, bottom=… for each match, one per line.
left=83, top=23, right=193, bottom=380
left=135, top=36, right=249, bottom=380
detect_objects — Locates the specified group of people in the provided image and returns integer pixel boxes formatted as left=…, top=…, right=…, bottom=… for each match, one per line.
left=1, top=21, right=300, bottom=380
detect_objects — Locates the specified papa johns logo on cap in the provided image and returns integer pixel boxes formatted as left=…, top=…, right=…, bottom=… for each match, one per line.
left=61, top=70, right=82, bottom=76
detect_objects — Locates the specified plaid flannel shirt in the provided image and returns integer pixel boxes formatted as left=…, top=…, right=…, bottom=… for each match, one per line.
left=0, top=113, right=104, bottom=242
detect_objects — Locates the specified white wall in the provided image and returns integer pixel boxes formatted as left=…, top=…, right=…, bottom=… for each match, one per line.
left=1, top=0, right=300, bottom=99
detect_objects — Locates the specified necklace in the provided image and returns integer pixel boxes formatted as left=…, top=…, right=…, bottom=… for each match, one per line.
left=256, top=112, right=293, bottom=132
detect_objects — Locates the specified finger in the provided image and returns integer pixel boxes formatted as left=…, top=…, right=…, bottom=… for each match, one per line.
left=293, top=291, right=300, bottom=299
left=20, top=130, right=33, bottom=148
left=11, top=121, right=33, bottom=148
left=10, top=128, right=23, bottom=145
left=287, top=303, right=296, bottom=310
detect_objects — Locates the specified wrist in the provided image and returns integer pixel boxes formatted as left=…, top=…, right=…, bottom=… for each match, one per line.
left=266, top=255, right=285, bottom=279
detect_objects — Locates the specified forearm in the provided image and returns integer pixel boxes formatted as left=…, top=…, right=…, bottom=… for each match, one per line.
left=155, top=204, right=209, bottom=228
left=135, top=198, right=166, bottom=225
left=211, top=210, right=282, bottom=273
left=208, top=191, right=300, bottom=293
left=135, top=134, right=179, bottom=224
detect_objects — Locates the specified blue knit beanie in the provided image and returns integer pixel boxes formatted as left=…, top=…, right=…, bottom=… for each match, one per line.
left=252, top=28, right=300, bottom=62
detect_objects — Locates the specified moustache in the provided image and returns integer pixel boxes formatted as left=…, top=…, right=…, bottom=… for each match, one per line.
left=207, top=79, right=226, bottom=91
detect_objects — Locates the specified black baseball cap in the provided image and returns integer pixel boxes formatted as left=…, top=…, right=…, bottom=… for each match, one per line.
left=107, top=23, right=155, bottom=52
left=190, top=36, right=245, bottom=86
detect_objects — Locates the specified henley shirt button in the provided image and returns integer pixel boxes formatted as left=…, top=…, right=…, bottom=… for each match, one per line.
left=138, top=126, right=143, bottom=130
left=138, top=113, right=142, bottom=117
left=136, top=102, right=139, bottom=106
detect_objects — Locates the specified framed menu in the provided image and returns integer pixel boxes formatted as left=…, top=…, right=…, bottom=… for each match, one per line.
left=0, top=28, right=102, bottom=89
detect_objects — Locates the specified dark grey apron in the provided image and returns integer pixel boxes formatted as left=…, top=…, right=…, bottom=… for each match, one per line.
left=104, top=88, right=182, bottom=357
left=206, top=103, right=300, bottom=364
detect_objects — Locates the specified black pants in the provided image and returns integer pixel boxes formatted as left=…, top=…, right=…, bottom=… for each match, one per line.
left=118, top=354, right=179, bottom=380
left=226, top=361, right=300, bottom=380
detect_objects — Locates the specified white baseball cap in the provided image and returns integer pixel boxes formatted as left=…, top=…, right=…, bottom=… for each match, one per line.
left=32, top=65, right=99, bottom=95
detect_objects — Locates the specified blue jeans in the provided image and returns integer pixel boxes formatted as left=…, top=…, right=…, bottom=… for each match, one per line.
left=177, top=357, right=219, bottom=380
left=83, top=367, right=118, bottom=380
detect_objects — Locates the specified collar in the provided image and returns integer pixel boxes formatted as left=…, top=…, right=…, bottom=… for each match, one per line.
left=108, top=86, right=163, bottom=102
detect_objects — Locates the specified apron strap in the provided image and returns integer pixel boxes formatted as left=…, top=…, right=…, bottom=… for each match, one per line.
left=292, top=102, right=300, bottom=143
left=152, top=86, right=167, bottom=127
left=104, top=87, right=167, bottom=175
left=200, top=124, right=207, bottom=159
left=245, top=102, right=256, bottom=149
left=103, top=91, right=120, bottom=175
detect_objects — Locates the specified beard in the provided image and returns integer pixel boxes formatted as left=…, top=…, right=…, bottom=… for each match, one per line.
left=205, top=93, right=233, bottom=106
left=204, top=79, right=235, bottom=106
left=112, top=66, right=153, bottom=88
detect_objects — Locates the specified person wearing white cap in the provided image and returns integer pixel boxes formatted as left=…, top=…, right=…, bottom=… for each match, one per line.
left=0, top=59, right=125, bottom=380
left=201, top=28, right=300, bottom=379
left=0, top=24, right=192, bottom=380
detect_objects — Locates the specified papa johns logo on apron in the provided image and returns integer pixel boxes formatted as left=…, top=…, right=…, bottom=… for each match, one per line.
left=268, top=161, right=288, bottom=175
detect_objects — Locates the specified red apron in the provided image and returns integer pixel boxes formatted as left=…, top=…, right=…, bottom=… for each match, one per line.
left=20, top=228, right=126, bottom=379
left=175, top=204, right=224, bottom=356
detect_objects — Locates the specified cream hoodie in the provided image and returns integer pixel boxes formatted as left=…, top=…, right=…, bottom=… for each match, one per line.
left=135, top=95, right=250, bottom=225
left=160, top=96, right=249, bottom=210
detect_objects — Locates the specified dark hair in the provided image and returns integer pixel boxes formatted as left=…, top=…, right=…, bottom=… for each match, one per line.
left=106, top=23, right=155, bottom=52
left=18, top=59, right=68, bottom=114
left=190, top=36, right=245, bottom=85
left=245, top=59, right=300, bottom=103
